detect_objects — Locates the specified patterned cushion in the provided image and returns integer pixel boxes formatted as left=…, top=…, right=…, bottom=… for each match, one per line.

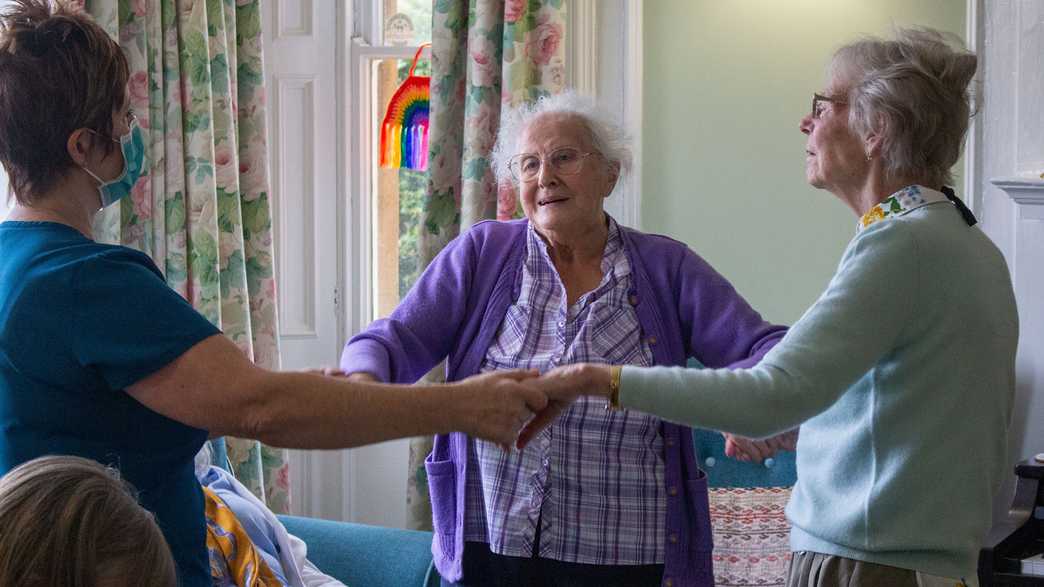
left=693, top=429, right=795, bottom=586
left=710, top=487, right=792, bottom=586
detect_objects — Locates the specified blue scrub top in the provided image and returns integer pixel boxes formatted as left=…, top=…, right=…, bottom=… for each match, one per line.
left=0, top=221, right=221, bottom=586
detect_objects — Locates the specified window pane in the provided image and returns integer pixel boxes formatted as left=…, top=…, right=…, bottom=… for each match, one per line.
left=383, top=0, right=431, bottom=47
left=373, top=57, right=429, bottom=318
left=397, top=168, right=424, bottom=299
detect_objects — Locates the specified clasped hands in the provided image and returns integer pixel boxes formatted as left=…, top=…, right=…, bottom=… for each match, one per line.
left=308, top=364, right=795, bottom=461
left=469, top=364, right=797, bottom=462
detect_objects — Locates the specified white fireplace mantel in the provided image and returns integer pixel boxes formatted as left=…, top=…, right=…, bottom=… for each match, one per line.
left=991, top=176, right=1044, bottom=209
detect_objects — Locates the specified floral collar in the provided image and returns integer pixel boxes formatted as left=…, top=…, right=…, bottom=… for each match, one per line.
left=858, top=185, right=949, bottom=231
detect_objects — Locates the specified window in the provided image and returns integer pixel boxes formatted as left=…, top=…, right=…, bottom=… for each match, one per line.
left=372, top=53, right=430, bottom=317
left=326, top=0, right=435, bottom=528
left=350, top=0, right=432, bottom=322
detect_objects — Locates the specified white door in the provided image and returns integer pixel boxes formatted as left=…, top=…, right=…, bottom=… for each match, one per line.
left=262, top=0, right=347, bottom=521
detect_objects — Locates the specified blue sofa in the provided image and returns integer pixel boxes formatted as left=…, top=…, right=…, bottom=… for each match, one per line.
left=278, top=515, right=440, bottom=587
left=210, top=439, right=440, bottom=587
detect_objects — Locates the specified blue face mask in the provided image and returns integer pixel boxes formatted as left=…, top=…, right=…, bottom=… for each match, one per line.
left=82, top=118, right=146, bottom=208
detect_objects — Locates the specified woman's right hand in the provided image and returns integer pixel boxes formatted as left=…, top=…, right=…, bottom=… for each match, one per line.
left=724, top=428, right=799, bottom=463
left=514, top=363, right=611, bottom=449
left=449, top=370, right=546, bottom=449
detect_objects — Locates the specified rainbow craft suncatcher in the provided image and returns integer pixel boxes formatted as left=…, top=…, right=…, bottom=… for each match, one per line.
left=379, top=44, right=430, bottom=171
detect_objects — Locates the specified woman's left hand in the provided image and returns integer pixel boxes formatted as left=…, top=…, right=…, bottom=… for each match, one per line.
left=515, top=363, right=611, bottom=449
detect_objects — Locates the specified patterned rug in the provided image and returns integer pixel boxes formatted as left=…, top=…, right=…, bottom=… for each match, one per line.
left=709, top=487, right=793, bottom=587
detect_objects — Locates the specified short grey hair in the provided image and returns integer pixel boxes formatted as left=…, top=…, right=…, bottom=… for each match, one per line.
left=830, top=27, right=977, bottom=188
left=491, top=91, right=632, bottom=187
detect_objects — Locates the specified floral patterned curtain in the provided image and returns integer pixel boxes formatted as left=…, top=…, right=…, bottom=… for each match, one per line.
left=85, top=0, right=289, bottom=513
left=406, top=0, right=565, bottom=531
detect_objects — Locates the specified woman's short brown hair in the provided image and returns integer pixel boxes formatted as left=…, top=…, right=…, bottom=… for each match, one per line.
left=0, top=455, right=177, bottom=587
left=0, top=0, right=129, bottom=204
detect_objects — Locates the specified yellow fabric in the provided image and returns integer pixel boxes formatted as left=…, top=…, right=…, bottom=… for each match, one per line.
left=204, top=486, right=282, bottom=586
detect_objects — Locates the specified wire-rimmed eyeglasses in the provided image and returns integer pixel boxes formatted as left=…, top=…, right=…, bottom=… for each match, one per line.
left=507, top=147, right=597, bottom=182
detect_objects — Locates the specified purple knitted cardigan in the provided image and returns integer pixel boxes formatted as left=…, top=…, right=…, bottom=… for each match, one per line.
left=341, top=218, right=785, bottom=586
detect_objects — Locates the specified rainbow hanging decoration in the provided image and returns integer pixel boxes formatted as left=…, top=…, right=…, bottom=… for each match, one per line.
left=380, top=44, right=430, bottom=171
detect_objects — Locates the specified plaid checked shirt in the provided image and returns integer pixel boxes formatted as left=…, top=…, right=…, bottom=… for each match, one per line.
left=463, top=218, right=666, bottom=565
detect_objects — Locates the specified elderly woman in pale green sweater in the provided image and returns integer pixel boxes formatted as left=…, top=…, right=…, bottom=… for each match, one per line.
left=519, top=28, right=1018, bottom=587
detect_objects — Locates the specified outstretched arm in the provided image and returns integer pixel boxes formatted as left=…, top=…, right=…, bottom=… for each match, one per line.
left=129, top=334, right=546, bottom=449
left=520, top=224, right=918, bottom=447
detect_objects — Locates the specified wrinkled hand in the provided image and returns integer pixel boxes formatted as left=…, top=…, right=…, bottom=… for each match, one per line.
left=723, top=428, right=799, bottom=463
left=452, top=370, right=547, bottom=449
left=516, top=363, right=607, bottom=450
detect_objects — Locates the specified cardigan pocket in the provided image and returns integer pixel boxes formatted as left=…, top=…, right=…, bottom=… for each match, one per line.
left=686, top=474, right=714, bottom=562
left=425, top=456, right=457, bottom=557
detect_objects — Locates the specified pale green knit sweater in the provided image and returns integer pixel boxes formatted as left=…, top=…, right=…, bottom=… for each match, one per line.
left=621, top=198, right=1018, bottom=579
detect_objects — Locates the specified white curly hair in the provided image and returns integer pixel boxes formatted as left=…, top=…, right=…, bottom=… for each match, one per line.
left=490, top=91, right=632, bottom=189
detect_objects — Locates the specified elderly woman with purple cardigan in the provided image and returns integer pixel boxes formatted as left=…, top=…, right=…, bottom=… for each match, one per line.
left=340, top=92, right=788, bottom=587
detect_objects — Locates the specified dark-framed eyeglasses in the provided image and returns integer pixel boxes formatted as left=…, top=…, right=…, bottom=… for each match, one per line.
left=812, top=93, right=846, bottom=119
left=507, top=147, right=597, bottom=182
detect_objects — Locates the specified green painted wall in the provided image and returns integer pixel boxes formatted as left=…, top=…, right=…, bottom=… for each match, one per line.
left=642, top=1, right=965, bottom=324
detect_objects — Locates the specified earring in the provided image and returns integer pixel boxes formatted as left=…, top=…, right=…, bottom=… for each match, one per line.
left=866, top=153, right=872, bottom=162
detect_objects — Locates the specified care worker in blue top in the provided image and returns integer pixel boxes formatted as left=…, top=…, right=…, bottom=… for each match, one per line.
left=517, top=28, right=1019, bottom=587
left=0, top=2, right=546, bottom=585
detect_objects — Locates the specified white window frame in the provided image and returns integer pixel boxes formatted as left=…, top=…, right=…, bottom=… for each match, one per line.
left=341, top=1, right=433, bottom=351
left=344, top=40, right=429, bottom=344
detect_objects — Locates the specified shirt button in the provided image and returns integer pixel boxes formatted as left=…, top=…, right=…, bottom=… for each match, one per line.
left=628, top=294, right=639, bottom=306
left=764, top=458, right=775, bottom=468
left=668, top=486, right=678, bottom=496
left=669, top=533, right=679, bottom=544
left=665, top=437, right=675, bottom=447
left=557, top=320, right=565, bottom=328
left=704, top=457, right=716, bottom=467
left=647, top=336, right=657, bottom=346
left=664, top=578, right=674, bottom=587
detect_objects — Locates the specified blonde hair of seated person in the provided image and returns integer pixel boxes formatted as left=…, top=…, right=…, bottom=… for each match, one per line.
left=0, top=455, right=177, bottom=587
